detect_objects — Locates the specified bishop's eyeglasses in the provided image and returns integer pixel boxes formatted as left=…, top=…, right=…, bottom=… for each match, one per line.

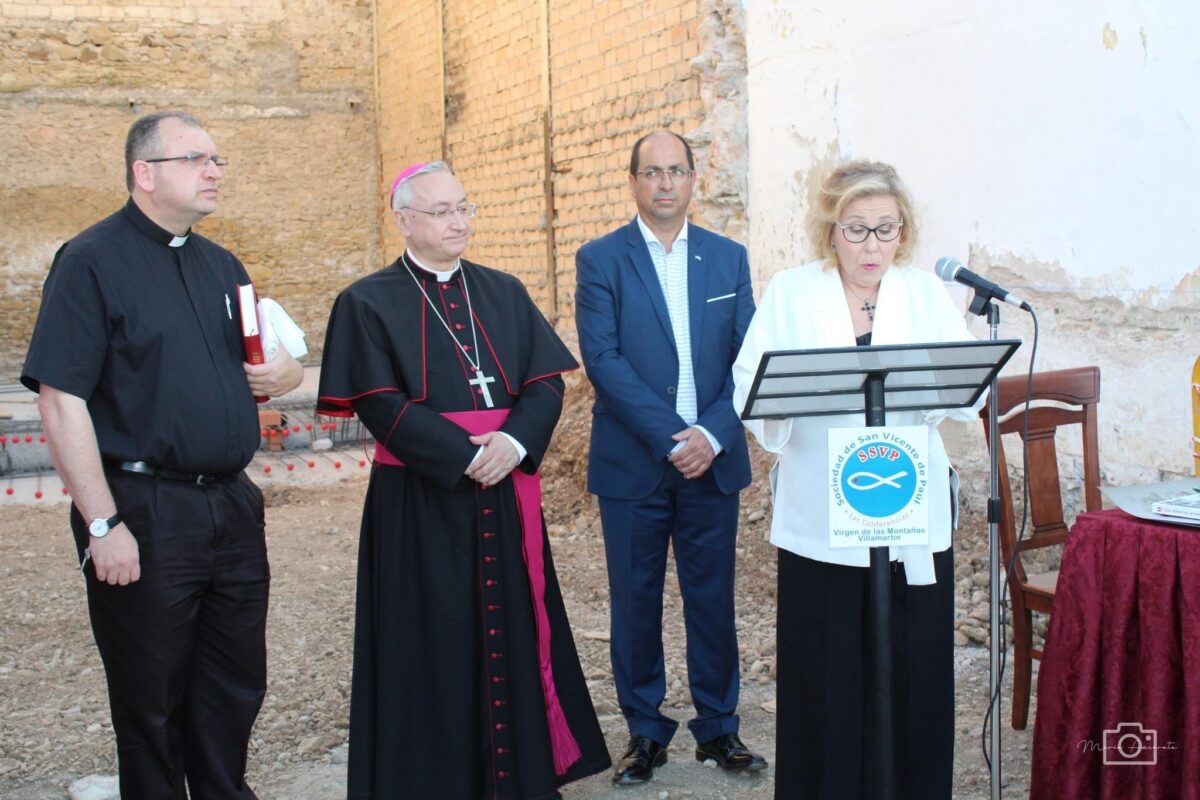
left=402, top=204, right=478, bottom=222
left=143, top=152, right=229, bottom=169
left=837, top=220, right=903, bottom=244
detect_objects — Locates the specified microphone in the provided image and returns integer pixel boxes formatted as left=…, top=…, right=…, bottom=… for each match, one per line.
left=934, top=257, right=1032, bottom=311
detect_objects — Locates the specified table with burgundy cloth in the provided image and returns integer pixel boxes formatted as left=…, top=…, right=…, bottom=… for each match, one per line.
left=1030, top=508, right=1200, bottom=799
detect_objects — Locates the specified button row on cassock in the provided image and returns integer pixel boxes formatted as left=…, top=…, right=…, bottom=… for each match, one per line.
left=479, top=493, right=512, bottom=786
left=437, top=279, right=489, bottom=406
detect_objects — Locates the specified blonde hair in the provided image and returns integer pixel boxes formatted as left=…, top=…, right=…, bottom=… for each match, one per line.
left=805, top=160, right=919, bottom=268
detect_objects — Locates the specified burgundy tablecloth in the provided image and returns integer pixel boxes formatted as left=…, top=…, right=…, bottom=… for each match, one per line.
left=1031, top=508, right=1200, bottom=799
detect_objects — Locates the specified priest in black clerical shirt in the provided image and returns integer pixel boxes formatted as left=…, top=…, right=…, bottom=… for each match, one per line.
left=317, top=161, right=610, bottom=799
left=23, top=112, right=303, bottom=799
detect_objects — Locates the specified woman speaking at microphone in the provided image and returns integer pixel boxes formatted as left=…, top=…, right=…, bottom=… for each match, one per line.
left=732, top=160, right=982, bottom=799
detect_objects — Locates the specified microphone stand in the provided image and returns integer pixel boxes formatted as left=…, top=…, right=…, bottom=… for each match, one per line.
left=985, top=300, right=1003, bottom=800
left=967, top=289, right=1004, bottom=800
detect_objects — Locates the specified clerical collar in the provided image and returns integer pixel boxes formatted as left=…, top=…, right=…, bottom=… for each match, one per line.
left=636, top=215, right=688, bottom=252
left=122, top=199, right=191, bottom=248
left=404, top=250, right=460, bottom=281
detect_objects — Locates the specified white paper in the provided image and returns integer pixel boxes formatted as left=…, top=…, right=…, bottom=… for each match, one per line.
left=257, top=298, right=308, bottom=361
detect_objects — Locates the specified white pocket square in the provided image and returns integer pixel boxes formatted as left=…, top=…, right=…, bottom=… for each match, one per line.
left=706, top=293, right=736, bottom=303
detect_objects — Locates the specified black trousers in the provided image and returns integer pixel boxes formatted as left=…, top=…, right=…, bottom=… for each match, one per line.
left=774, top=548, right=955, bottom=800
left=71, top=470, right=270, bottom=800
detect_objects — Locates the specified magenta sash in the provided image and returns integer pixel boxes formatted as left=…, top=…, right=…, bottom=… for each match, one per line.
left=373, top=409, right=582, bottom=774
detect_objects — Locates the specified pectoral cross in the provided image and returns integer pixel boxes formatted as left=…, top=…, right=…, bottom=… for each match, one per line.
left=469, top=368, right=496, bottom=408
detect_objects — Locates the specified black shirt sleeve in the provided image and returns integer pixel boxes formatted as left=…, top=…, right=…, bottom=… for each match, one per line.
left=21, top=246, right=110, bottom=398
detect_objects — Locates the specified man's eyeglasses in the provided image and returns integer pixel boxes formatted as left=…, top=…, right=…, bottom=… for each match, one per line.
left=837, top=220, right=903, bottom=244
left=143, top=152, right=229, bottom=169
left=634, top=167, right=695, bottom=184
left=402, top=204, right=478, bottom=222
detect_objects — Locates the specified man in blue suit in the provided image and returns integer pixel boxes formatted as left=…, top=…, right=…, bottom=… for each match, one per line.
left=575, top=131, right=764, bottom=785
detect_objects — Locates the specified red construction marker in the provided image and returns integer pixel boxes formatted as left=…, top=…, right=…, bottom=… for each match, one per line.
left=359, top=459, right=367, bottom=468
left=286, top=463, right=295, bottom=471
left=24, top=435, right=32, bottom=443
left=304, top=423, right=313, bottom=431
left=5, top=487, right=12, bottom=496
left=334, top=461, right=342, bottom=469
left=34, top=490, right=43, bottom=499
left=263, top=465, right=272, bottom=474
left=307, top=461, right=316, bottom=469
left=39, top=435, right=46, bottom=443
left=62, top=487, right=69, bottom=495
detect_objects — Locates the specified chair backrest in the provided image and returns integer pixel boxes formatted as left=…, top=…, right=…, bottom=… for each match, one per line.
left=981, top=366, right=1102, bottom=584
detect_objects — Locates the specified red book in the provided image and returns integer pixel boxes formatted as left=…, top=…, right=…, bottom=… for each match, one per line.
left=238, top=283, right=268, bottom=403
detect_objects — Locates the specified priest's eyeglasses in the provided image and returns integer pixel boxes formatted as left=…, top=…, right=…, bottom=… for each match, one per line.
left=402, top=204, right=478, bottom=222
left=837, top=220, right=903, bottom=244
left=634, top=167, right=695, bottom=184
left=143, top=152, right=229, bottom=169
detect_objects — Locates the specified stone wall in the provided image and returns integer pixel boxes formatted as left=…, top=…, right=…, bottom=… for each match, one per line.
left=0, top=0, right=379, bottom=378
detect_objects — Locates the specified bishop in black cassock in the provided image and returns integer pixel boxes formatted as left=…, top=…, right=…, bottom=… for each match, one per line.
left=317, top=162, right=609, bottom=799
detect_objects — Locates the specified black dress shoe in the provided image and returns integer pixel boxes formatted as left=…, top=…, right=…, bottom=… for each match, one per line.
left=612, top=735, right=668, bottom=785
left=694, top=732, right=767, bottom=772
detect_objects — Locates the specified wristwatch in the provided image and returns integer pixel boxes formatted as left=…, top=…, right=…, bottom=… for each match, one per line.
left=88, top=513, right=123, bottom=538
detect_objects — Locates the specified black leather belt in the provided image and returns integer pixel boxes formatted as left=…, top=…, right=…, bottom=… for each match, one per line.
left=107, top=460, right=235, bottom=486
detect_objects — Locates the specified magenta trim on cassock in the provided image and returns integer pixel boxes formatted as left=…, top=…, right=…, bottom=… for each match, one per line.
left=372, top=409, right=582, bottom=774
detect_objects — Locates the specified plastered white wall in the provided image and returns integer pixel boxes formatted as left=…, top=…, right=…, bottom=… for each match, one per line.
left=747, top=0, right=1200, bottom=482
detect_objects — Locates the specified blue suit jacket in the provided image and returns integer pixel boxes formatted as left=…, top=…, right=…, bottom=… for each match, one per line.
left=575, top=219, right=755, bottom=499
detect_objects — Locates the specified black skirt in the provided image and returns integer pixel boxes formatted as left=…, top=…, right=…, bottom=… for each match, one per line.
left=774, top=548, right=955, bottom=800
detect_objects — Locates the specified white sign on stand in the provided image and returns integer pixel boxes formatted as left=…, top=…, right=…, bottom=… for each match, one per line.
left=828, top=426, right=930, bottom=548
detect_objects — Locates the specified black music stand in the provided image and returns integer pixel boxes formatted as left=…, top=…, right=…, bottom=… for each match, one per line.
left=741, top=338, right=1019, bottom=800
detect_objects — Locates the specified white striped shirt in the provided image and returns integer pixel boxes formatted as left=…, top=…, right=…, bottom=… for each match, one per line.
left=636, top=217, right=722, bottom=456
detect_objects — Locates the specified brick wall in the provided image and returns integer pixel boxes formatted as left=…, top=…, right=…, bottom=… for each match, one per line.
left=1, top=0, right=749, bottom=374
left=0, top=0, right=379, bottom=376
left=549, top=0, right=711, bottom=327
left=373, top=0, right=746, bottom=331
left=375, top=0, right=445, bottom=257
left=444, top=0, right=552, bottom=308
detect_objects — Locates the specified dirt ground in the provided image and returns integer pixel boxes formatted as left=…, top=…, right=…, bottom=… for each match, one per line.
left=0, top=377, right=1037, bottom=799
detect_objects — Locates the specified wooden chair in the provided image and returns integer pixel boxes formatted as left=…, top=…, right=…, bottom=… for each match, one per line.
left=980, top=365, right=1101, bottom=729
